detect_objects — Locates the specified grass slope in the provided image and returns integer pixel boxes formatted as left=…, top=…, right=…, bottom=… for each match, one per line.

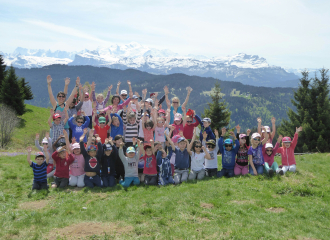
left=0, top=154, right=329, bottom=239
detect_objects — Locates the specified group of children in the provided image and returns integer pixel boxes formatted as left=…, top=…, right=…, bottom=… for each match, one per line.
left=27, top=77, right=303, bottom=190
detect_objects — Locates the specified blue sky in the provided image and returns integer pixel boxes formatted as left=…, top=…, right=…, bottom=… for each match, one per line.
left=0, top=0, right=329, bottom=68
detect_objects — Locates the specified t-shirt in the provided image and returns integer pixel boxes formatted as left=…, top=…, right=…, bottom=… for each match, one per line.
left=81, top=100, right=93, bottom=116
left=236, top=146, right=249, bottom=166
left=54, top=104, right=69, bottom=129
left=30, top=161, right=48, bottom=183
left=119, top=148, right=140, bottom=177
left=51, top=122, right=66, bottom=144
left=203, top=139, right=219, bottom=169
left=155, top=126, right=165, bottom=142
left=190, top=152, right=205, bottom=171
left=172, top=123, right=184, bottom=136
left=248, top=144, right=264, bottom=165
left=52, top=152, right=75, bottom=179
left=174, top=147, right=189, bottom=169
left=68, top=116, right=90, bottom=142
left=80, top=142, right=102, bottom=173
left=69, top=154, right=85, bottom=176
left=183, top=116, right=200, bottom=140
left=142, top=154, right=157, bottom=175
left=156, top=149, right=173, bottom=177
left=143, top=128, right=154, bottom=145
left=94, top=125, right=110, bottom=144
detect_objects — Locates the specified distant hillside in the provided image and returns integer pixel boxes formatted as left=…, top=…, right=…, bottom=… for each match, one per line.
left=16, top=65, right=296, bottom=131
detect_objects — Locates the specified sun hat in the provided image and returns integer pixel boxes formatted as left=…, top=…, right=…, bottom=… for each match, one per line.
left=177, top=137, right=186, bottom=143
left=202, top=118, right=211, bottom=123
left=42, top=138, right=48, bottom=144
left=262, top=126, right=271, bottom=133
left=224, top=139, right=233, bottom=145
left=120, top=90, right=127, bottom=95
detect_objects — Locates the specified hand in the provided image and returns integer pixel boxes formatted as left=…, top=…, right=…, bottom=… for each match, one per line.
left=64, top=104, right=69, bottom=111
left=81, top=111, right=85, bottom=116
left=119, top=142, right=125, bottom=148
left=271, top=117, right=276, bottom=124
left=96, top=137, right=101, bottom=142
left=235, top=125, right=241, bottom=132
left=72, top=137, right=77, bottom=143
left=108, top=136, right=113, bottom=142
left=150, top=139, right=154, bottom=144
left=262, top=127, right=266, bottom=132
left=203, top=131, right=207, bottom=140
left=91, top=82, right=96, bottom=91
left=47, top=75, right=52, bottom=84
left=179, top=131, right=183, bottom=137
left=246, top=129, right=251, bottom=136
left=45, top=132, right=50, bottom=138
left=142, top=88, right=147, bottom=96
left=63, top=129, right=68, bottom=137
left=154, top=92, right=158, bottom=98
left=229, top=131, right=235, bottom=137
left=296, top=126, right=303, bottom=133
left=36, top=133, right=40, bottom=140
left=257, top=117, right=262, bottom=123
left=132, top=137, right=136, bottom=146
left=186, top=86, right=193, bottom=93
left=106, top=109, right=111, bottom=115
left=202, top=146, right=206, bottom=151
left=278, top=135, right=283, bottom=142
left=253, top=170, right=258, bottom=176
left=50, top=109, right=54, bottom=115
left=221, top=127, right=226, bottom=136
left=93, top=109, right=97, bottom=114
left=170, top=125, right=176, bottom=131
left=27, top=146, right=32, bottom=153
left=89, top=129, right=94, bottom=136
left=117, top=81, right=121, bottom=86
left=182, top=106, right=186, bottom=113
left=76, top=77, right=80, bottom=86
left=83, top=86, right=89, bottom=93
left=83, top=128, right=88, bottom=135
left=134, top=91, right=140, bottom=98
left=167, top=109, right=171, bottom=113
left=58, top=135, right=64, bottom=140
left=127, top=80, right=131, bottom=85
left=214, top=129, right=219, bottom=138
left=108, top=85, right=113, bottom=91
left=164, top=86, right=169, bottom=95
left=65, top=77, right=70, bottom=85
left=79, top=84, right=83, bottom=91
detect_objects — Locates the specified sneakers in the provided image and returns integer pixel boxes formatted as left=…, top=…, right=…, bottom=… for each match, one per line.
left=278, top=169, right=284, bottom=175
left=268, top=169, right=274, bottom=177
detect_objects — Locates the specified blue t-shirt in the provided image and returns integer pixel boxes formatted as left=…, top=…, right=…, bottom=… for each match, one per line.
left=157, top=148, right=173, bottom=177
left=110, top=113, right=124, bottom=138
left=30, top=161, right=48, bottom=183
left=68, top=116, right=90, bottom=142
left=248, top=144, right=264, bottom=165
left=218, top=137, right=240, bottom=169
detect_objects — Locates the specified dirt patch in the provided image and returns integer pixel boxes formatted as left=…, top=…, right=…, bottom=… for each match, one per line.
left=19, top=200, right=49, bottom=210
left=200, top=203, right=214, bottom=209
left=289, top=238, right=321, bottom=240
left=47, top=222, right=133, bottom=240
left=230, top=200, right=253, bottom=205
left=267, top=207, right=285, bottom=213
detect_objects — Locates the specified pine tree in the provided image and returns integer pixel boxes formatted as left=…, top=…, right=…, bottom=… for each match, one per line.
left=202, top=81, right=231, bottom=131
left=0, top=66, right=26, bottom=115
left=18, top=77, right=33, bottom=100
left=0, top=55, right=7, bottom=89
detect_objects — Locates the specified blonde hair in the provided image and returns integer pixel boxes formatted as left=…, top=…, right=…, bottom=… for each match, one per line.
left=96, top=93, right=104, bottom=99
left=157, top=117, right=163, bottom=122
left=171, top=97, right=180, bottom=106
left=112, top=116, right=119, bottom=122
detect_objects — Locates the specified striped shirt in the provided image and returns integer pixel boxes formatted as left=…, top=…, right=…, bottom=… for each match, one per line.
left=51, top=122, right=65, bottom=144
left=123, top=110, right=141, bottom=143
left=30, top=161, right=48, bottom=183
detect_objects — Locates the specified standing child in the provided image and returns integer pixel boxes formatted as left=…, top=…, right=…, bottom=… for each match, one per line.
left=234, top=125, right=251, bottom=176
left=81, top=90, right=93, bottom=129
left=171, top=110, right=186, bottom=136
left=93, top=109, right=111, bottom=144
left=35, top=132, right=55, bottom=178
left=100, top=137, right=118, bottom=187
left=263, top=135, right=284, bottom=176
left=68, top=142, right=85, bottom=187
left=156, top=142, right=175, bottom=185
left=188, top=128, right=212, bottom=180
left=217, top=128, right=240, bottom=178
left=154, top=112, right=169, bottom=149
left=202, top=130, right=220, bottom=177
left=257, top=117, right=276, bottom=144
left=183, top=110, right=200, bottom=142
left=110, top=112, right=124, bottom=139
left=139, top=140, right=158, bottom=185
left=277, top=127, right=302, bottom=174
left=142, top=108, right=157, bottom=146
left=118, top=138, right=141, bottom=187
left=26, top=145, right=49, bottom=190
left=122, top=102, right=142, bottom=148
left=248, top=127, right=269, bottom=175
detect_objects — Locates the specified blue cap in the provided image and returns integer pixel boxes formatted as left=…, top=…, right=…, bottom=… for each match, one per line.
left=178, top=137, right=186, bottom=143
left=104, top=144, right=112, bottom=151
left=126, top=146, right=136, bottom=153
left=132, top=95, right=139, bottom=99
left=87, top=145, right=97, bottom=151
left=224, top=139, right=233, bottom=145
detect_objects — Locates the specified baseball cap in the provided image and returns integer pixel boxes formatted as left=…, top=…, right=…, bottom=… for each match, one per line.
left=35, top=152, right=45, bottom=159
left=177, top=137, right=186, bottom=143
left=104, top=144, right=112, bottom=151
left=126, top=146, right=136, bottom=153
left=132, top=95, right=139, bottom=99
left=56, top=146, right=65, bottom=152
left=174, top=113, right=182, bottom=121
left=143, top=144, right=152, bottom=151
left=99, top=117, right=106, bottom=123
left=72, top=143, right=80, bottom=150
left=53, top=113, right=61, bottom=120
left=265, top=143, right=274, bottom=149
left=282, top=136, right=292, bottom=143
left=206, top=139, right=216, bottom=146
left=42, top=138, right=48, bottom=144
left=85, top=92, right=89, bottom=97
left=171, top=135, right=181, bottom=143
left=158, top=109, right=165, bottom=114
left=252, top=133, right=261, bottom=139
left=121, top=90, right=127, bottom=95
left=239, top=134, right=247, bottom=139
left=87, top=145, right=97, bottom=151
left=262, top=126, right=271, bottom=133
left=202, top=118, right=211, bottom=123
left=224, top=139, right=233, bottom=145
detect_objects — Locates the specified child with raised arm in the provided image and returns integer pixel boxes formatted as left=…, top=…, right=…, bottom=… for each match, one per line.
left=91, top=82, right=112, bottom=110
left=263, top=135, right=284, bottom=176
left=122, top=99, right=142, bottom=148
left=188, top=128, right=212, bottom=180
left=157, top=139, right=175, bottom=185
left=27, top=145, right=49, bottom=190
left=118, top=137, right=141, bottom=188
left=257, top=117, right=276, bottom=144
left=139, top=139, right=158, bottom=185
left=154, top=109, right=170, bottom=149
left=277, top=126, right=303, bottom=174
left=166, top=131, right=190, bottom=184
left=110, top=111, right=124, bottom=139
left=69, top=141, right=85, bottom=187
left=234, top=125, right=251, bottom=176
left=100, top=137, right=118, bottom=187
left=197, top=117, right=215, bottom=142
left=93, top=109, right=111, bottom=144
left=142, top=107, right=157, bottom=146
left=248, top=127, right=269, bottom=175
left=68, top=111, right=90, bottom=143
left=217, top=128, right=240, bottom=178
left=80, top=129, right=102, bottom=188
left=202, top=130, right=220, bottom=177
left=35, top=132, right=54, bottom=178
left=52, top=130, right=75, bottom=188
left=48, top=106, right=69, bottom=145
left=183, top=110, right=201, bottom=142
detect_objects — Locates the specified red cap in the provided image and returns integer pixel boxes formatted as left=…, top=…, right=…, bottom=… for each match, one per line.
left=186, top=109, right=194, bottom=116
left=53, top=113, right=61, bottom=120
left=144, top=144, right=152, bottom=150
left=150, top=93, right=155, bottom=97
left=158, top=109, right=165, bottom=114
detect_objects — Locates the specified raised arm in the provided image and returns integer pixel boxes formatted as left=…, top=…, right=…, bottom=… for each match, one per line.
left=48, top=109, right=54, bottom=128
left=188, top=128, right=197, bottom=153
left=203, top=146, right=212, bottom=160
left=182, top=106, right=187, bottom=126
left=181, top=87, right=192, bottom=108
left=261, top=127, right=269, bottom=145
left=91, top=82, right=96, bottom=102
left=271, top=117, right=276, bottom=140
left=35, top=133, right=43, bottom=151
left=164, top=86, right=171, bottom=109
left=92, top=109, right=97, bottom=126
left=47, top=75, right=57, bottom=108
left=257, top=117, right=262, bottom=135
left=164, top=130, right=175, bottom=150
left=43, top=144, right=50, bottom=164
left=106, top=110, right=112, bottom=126
left=63, top=104, right=69, bottom=124
left=63, top=77, right=70, bottom=95
left=65, top=78, right=79, bottom=106
left=63, top=130, right=71, bottom=154
left=26, top=147, right=32, bottom=165
left=104, top=85, right=112, bottom=104
left=116, top=81, right=121, bottom=95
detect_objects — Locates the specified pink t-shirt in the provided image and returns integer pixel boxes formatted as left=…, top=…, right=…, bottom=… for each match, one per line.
left=172, top=123, right=184, bottom=136
left=155, top=126, right=165, bottom=142
left=143, top=154, right=157, bottom=175
left=69, top=154, right=85, bottom=176
left=143, top=128, right=154, bottom=145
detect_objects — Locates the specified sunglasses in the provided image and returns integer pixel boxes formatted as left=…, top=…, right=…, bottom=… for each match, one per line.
left=42, top=143, right=48, bottom=145
left=158, top=121, right=164, bottom=124
left=207, top=145, right=215, bottom=148
left=253, top=138, right=260, bottom=141
left=225, top=144, right=232, bottom=148
left=77, top=121, right=84, bottom=124
left=172, top=102, right=179, bottom=104
left=85, top=96, right=89, bottom=99
left=195, top=145, right=202, bottom=148
left=187, top=121, right=192, bottom=123
left=121, top=94, right=127, bottom=97
left=266, top=150, right=273, bottom=152
left=58, top=95, right=65, bottom=98
left=100, top=122, right=106, bottom=124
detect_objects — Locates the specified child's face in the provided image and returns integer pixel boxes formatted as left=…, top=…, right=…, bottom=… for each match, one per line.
left=186, top=117, right=193, bottom=125
left=194, top=144, right=202, bottom=152
left=252, top=137, right=260, bottom=145
left=99, top=122, right=106, bottom=128
left=162, top=151, right=167, bottom=158
left=58, top=151, right=66, bottom=159
left=132, top=99, right=138, bottom=104
left=54, top=118, right=61, bottom=125
left=284, top=142, right=291, bottom=148
left=224, top=144, right=233, bottom=151
left=76, top=119, right=84, bottom=126
left=105, top=150, right=112, bottom=156
left=266, top=147, right=273, bottom=156
left=146, top=126, right=151, bottom=130
left=178, top=141, right=186, bottom=149
left=157, top=120, right=164, bottom=127
left=129, top=118, right=136, bottom=124
left=73, top=148, right=81, bottom=155
left=174, top=120, right=181, bottom=125
left=145, top=102, right=150, bottom=108
left=145, top=148, right=152, bottom=156
left=115, top=139, right=123, bottom=147
left=207, top=144, right=215, bottom=150
left=113, top=97, right=120, bottom=104
left=84, top=95, right=89, bottom=102
left=239, top=138, right=246, bottom=145
left=96, top=96, right=104, bottom=103
left=127, top=152, right=135, bottom=158
left=203, top=121, right=210, bottom=128
left=88, top=150, right=97, bottom=157
left=112, top=119, right=120, bottom=127
left=35, top=157, right=45, bottom=165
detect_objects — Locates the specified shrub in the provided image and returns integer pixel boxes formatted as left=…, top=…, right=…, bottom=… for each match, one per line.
left=0, top=104, right=20, bottom=148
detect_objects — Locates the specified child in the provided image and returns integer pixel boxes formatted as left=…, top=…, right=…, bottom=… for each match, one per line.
left=234, top=125, right=251, bottom=176
left=35, top=133, right=55, bottom=178
left=79, top=129, right=102, bottom=188
left=110, top=112, right=124, bottom=139
left=48, top=107, right=69, bottom=145
left=122, top=103, right=141, bottom=148
left=202, top=130, right=219, bottom=177
left=51, top=130, right=75, bottom=188
left=188, top=128, right=211, bottom=180
left=198, top=117, right=215, bottom=142
left=257, top=117, right=276, bottom=144
left=68, top=142, right=85, bottom=187
left=248, top=127, right=269, bottom=175
left=166, top=132, right=190, bottom=184
left=91, top=82, right=112, bottom=110
left=154, top=115, right=168, bottom=149
left=217, top=128, right=240, bottom=178
left=263, top=135, right=284, bottom=176
left=183, top=109, right=200, bottom=142
left=81, top=91, right=93, bottom=129
left=68, top=111, right=90, bottom=143
left=93, top=109, right=111, bottom=144
left=142, top=108, right=157, bottom=146
left=277, top=127, right=302, bottom=174
left=139, top=140, right=158, bottom=185
left=118, top=138, right=141, bottom=187
left=27, top=145, right=49, bottom=190
left=156, top=144, right=175, bottom=185
left=100, top=137, right=118, bottom=187
left=171, top=111, right=186, bottom=136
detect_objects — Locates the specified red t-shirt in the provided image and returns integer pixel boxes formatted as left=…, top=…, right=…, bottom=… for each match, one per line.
left=94, top=125, right=110, bottom=144
left=183, top=116, right=200, bottom=139
left=52, top=152, right=75, bottom=179
left=142, top=154, right=157, bottom=175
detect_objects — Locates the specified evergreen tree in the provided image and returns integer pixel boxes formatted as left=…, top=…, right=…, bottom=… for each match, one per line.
left=280, top=68, right=330, bottom=152
left=202, top=81, right=231, bottom=131
left=18, top=77, right=33, bottom=100
left=0, top=55, right=7, bottom=89
left=0, top=66, right=26, bottom=115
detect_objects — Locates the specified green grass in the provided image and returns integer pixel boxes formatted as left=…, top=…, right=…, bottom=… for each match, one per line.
left=0, top=153, right=329, bottom=239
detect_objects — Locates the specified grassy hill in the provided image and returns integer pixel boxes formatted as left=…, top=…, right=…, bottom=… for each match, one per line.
left=0, top=152, right=329, bottom=239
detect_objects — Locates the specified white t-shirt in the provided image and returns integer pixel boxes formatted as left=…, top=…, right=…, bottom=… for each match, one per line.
left=191, top=152, right=206, bottom=171
left=155, top=126, right=165, bottom=142
left=81, top=100, right=93, bottom=116
left=203, top=138, right=219, bottom=169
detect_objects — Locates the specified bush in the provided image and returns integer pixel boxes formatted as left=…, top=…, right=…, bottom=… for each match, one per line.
left=0, top=104, right=20, bottom=148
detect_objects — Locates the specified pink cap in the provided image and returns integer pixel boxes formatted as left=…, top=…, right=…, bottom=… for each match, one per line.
left=171, top=134, right=181, bottom=143
left=85, top=92, right=89, bottom=96
left=239, top=134, right=247, bottom=139
left=174, top=113, right=182, bottom=121
left=282, top=136, right=292, bottom=142
left=262, top=126, right=271, bottom=133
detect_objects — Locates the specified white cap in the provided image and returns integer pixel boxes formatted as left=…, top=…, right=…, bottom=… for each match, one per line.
left=202, top=118, right=211, bottom=123
left=42, top=138, right=48, bottom=144
left=262, top=126, right=271, bottom=133
left=265, top=143, right=273, bottom=149
left=120, top=90, right=127, bottom=95
left=252, top=133, right=261, bottom=139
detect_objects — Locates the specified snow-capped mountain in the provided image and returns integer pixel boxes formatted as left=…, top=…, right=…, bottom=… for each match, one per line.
left=1, top=42, right=300, bottom=87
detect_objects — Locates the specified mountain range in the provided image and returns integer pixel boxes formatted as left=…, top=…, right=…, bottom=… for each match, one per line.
left=0, top=42, right=309, bottom=88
